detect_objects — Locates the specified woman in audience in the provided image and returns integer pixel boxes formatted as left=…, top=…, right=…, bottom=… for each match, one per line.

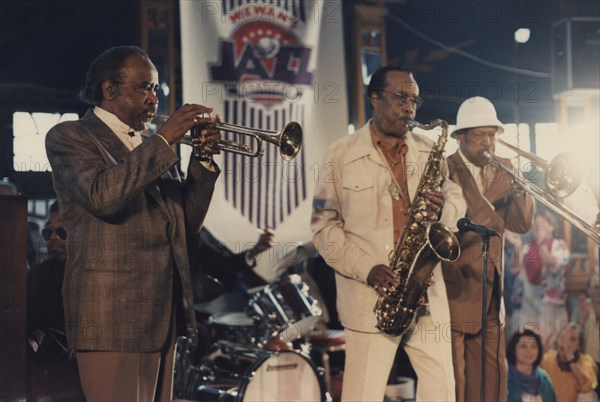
left=507, top=327, right=557, bottom=402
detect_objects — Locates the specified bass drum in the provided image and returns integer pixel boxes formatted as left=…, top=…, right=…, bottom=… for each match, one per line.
left=187, top=343, right=327, bottom=401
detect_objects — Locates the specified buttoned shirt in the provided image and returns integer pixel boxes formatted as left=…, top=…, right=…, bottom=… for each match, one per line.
left=372, top=130, right=409, bottom=243
left=93, top=107, right=143, bottom=150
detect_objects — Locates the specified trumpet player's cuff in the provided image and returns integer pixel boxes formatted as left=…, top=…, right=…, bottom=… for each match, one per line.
left=156, top=133, right=171, bottom=147
left=198, top=158, right=217, bottom=173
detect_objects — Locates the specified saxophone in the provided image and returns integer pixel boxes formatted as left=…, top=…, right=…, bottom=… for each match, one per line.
left=374, top=119, right=461, bottom=336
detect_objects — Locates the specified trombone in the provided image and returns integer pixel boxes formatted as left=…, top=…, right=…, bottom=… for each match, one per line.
left=484, top=138, right=600, bottom=244
left=150, top=113, right=302, bottom=161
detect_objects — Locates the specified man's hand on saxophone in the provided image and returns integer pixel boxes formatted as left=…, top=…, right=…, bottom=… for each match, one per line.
left=425, top=190, right=445, bottom=220
left=367, top=265, right=400, bottom=297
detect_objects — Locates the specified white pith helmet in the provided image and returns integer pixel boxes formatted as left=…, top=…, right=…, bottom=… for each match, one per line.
left=451, top=96, right=504, bottom=138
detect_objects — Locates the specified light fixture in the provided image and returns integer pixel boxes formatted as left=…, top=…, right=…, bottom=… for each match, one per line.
left=514, top=28, right=530, bottom=44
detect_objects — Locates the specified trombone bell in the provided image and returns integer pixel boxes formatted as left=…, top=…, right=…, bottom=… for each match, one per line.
left=485, top=140, right=600, bottom=244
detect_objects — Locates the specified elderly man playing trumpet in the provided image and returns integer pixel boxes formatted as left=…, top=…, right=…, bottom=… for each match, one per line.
left=45, top=45, right=221, bottom=402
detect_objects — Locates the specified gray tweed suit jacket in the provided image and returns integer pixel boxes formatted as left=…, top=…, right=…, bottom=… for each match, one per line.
left=45, top=110, right=219, bottom=352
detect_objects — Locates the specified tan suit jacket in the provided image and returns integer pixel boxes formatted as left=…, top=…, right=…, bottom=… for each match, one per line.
left=442, top=152, right=533, bottom=334
left=46, top=110, right=219, bottom=352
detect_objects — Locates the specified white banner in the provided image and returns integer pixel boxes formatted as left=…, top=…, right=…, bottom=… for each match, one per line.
left=180, top=0, right=348, bottom=280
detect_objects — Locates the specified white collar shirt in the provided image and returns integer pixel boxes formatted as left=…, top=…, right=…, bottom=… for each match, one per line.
left=93, top=107, right=143, bottom=151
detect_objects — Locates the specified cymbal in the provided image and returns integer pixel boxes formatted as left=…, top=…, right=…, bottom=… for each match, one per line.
left=275, top=241, right=318, bottom=274
left=191, top=273, right=225, bottom=306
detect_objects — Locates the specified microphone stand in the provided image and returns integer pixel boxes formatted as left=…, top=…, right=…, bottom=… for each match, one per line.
left=479, top=233, right=492, bottom=402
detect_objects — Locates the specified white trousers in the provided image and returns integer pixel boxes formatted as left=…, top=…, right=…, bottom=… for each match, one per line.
left=342, top=313, right=455, bottom=402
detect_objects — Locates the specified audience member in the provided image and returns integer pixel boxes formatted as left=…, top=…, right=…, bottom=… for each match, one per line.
left=540, top=322, right=598, bottom=402
left=518, top=211, right=571, bottom=348
left=26, top=202, right=84, bottom=401
left=578, top=273, right=600, bottom=396
left=507, top=327, right=557, bottom=402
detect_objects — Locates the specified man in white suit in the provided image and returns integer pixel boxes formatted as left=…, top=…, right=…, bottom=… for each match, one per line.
left=311, top=66, right=465, bottom=401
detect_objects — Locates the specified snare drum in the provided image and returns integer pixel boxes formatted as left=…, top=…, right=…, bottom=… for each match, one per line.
left=205, top=312, right=263, bottom=346
left=248, top=274, right=322, bottom=342
left=188, top=343, right=327, bottom=401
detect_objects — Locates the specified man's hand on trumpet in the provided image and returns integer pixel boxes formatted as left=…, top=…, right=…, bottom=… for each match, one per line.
left=194, top=114, right=223, bottom=160
left=155, top=104, right=221, bottom=151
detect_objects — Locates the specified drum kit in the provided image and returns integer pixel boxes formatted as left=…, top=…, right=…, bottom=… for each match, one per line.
left=175, top=244, right=344, bottom=402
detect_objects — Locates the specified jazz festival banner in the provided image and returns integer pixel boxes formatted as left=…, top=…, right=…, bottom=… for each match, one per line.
left=180, top=0, right=348, bottom=280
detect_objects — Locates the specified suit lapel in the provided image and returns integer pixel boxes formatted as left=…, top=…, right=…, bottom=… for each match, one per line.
left=83, top=110, right=172, bottom=213
left=82, top=110, right=130, bottom=162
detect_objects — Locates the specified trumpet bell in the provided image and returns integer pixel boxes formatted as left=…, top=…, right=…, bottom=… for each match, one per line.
left=278, top=122, right=302, bottom=161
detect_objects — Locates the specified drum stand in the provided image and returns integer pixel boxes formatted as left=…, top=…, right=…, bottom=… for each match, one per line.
left=310, top=331, right=346, bottom=400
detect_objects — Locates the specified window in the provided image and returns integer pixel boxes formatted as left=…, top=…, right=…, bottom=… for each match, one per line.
left=13, top=111, right=79, bottom=172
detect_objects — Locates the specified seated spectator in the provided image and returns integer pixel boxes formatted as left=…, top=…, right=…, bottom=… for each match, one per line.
left=540, top=323, right=598, bottom=402
left=26, top=201, right=84, bottom=401
left=507, top=327, right=556, bottom=402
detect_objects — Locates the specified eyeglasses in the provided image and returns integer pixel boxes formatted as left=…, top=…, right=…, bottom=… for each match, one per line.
left=380, top=90, right=424, bottom=109
left=115, top=81, right=160, bottom=95
left=42, top=227, right=67, bottom=241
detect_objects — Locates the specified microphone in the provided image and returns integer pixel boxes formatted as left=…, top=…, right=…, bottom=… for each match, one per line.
left=457, top=218, right=500, bottom=237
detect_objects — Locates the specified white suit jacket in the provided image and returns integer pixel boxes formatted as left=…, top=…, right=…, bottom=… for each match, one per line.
left=311, top=121, right=466, bottom=333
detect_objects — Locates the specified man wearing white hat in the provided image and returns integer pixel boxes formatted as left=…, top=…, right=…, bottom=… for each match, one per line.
left=442, top=96, right=534, bottom=401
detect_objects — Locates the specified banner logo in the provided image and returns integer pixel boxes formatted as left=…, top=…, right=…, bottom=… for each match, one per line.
left=210, top=5, right=314, bottom=106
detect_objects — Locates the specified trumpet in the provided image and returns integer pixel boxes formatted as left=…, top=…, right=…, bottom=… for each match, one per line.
left=150, top=113, right=302, bottom=160
left=484, top=139, right=600, bottom=244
